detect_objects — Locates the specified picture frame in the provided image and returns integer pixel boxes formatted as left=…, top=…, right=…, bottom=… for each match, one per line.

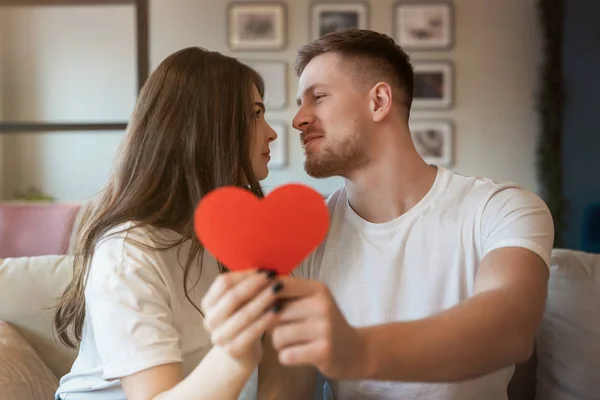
left=310, top=1, right=368, bottom=41
left=394, top=1, right=454, bottom=50
left=242, top=60, right=287, bottom=110
left=227, top=2, right=286, bottom=51
left=0, top=0, right=149, bottom=134
left=267, top=120, right=288, bottom=169
left=409, top=120, right=454, bottom=167
left=412, top=61, right=454, bottom=109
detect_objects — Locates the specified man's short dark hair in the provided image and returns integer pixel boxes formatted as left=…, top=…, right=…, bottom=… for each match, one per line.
left=295, top=29, right=414, bottom=113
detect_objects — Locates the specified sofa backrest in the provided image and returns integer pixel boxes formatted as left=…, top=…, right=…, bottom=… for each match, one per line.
left=0, top=255, right=78, bottom=379
left=0, top=248, right=598, bottom=395
left=0, top=203, right=79, bottom=258
left=535, top=248, right=600, bottom=399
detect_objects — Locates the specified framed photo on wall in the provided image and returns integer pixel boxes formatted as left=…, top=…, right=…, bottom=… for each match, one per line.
left=228, top=2, right=286, bottom=51
left=267, top=120, right=287, bottom=169
left=409, top=120, right=454, bottom=167
left=310, top=2, right=368, bottom=41
left=412, top=61, right=454, bottom=109
left=394, top=1, right=454, bottom=50
left=242, top=60, right=287, bottom=110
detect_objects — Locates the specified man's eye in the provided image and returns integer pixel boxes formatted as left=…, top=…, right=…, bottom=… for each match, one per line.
left=314, top=95, right=326, bottom=103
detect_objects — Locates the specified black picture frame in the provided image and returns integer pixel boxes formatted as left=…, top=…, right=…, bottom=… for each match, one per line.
left=227, top=2, right=287, bottom=52
left=309, top=1, right=369, bottom=41
left=393, top=1, right=454, bottom=51
left=412, top=60, right=455, bottom=110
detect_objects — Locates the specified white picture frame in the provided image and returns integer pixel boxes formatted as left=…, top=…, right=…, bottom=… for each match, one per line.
left=394, top=1, right=454, bottom=50
left=242, top=60, right=287, bottom=110
left=412, top=61, right=454, bottom=109
left=409, top=120, right=454, bottom=167
left=268, top=120, right=287, bottom=169
left=310, top=1, right=369, bottom=41
left=228, top=2, right=286, bottom=51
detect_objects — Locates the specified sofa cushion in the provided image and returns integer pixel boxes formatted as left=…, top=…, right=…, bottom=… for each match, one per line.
left=0, top=320, right=59, bottom=399
left=536, top=249, right=600, bottom=399
left=0, top=255, right=78, bottom=379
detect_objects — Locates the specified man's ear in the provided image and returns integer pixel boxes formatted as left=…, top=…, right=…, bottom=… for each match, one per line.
left=369, top=82, right=393, bottom=122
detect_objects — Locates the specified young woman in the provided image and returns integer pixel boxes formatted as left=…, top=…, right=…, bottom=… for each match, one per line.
left=53, top=47, right=284, bottom=400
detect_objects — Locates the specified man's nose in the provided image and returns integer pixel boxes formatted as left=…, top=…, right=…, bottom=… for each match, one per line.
left=292, top=107, right=312, bottom=131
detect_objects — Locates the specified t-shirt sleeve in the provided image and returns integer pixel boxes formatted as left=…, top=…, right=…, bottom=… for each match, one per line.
left=291, top=188, right=341, bottom=280
left=480, top=185, right=555, bottom=269
left=85, top=228, right=183, bottom=380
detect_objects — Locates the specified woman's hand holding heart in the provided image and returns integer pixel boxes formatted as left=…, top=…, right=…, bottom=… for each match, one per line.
left=201, top=269, right=284, bottom=370
left=195, top=183, right=331, bottom=375
left=202, top=271, right=366, bottom=381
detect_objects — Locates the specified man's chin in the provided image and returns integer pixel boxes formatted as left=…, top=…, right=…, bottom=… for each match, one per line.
left=304, top=161, right=337, bottom=179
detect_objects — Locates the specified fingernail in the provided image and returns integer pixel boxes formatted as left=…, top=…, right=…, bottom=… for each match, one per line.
left=272, top=281, right=284, bottom=293
left=267, top=270, right=278, bottom=279
left=270, top=302, right=282, bottom=313
left=258, top=269, right=278, bottom=279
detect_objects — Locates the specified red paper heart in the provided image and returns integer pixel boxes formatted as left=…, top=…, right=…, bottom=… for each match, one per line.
left=194, top=184, right=329, bottom=275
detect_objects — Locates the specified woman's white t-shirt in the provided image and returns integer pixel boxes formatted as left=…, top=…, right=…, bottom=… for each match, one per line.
left=56, top=222, right=257, bottom=399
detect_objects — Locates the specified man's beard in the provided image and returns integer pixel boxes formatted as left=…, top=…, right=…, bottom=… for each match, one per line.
left=303, top=130, right=368, bottom=178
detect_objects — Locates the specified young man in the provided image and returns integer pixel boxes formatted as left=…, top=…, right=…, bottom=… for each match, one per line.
left=204, top=29, right=554, bottom=400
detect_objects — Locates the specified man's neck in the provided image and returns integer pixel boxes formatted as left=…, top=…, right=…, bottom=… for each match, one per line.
left=344, top=143, right=438, bottom=224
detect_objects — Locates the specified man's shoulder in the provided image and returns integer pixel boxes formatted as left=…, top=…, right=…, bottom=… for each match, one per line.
left=428, top=169, right=550, bottom=229
left=324, top=186, right=345, bottom=203
left=443, top=167, right=509, bottom=193
left=293, top=187, right=345, bottom=280
left=442, top=168, right=535, bottom=206
left=322, top=186, right=347, bottom=213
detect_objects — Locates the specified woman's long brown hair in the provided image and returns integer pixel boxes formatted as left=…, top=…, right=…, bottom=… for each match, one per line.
left=53, top=47, right=265, bottom=348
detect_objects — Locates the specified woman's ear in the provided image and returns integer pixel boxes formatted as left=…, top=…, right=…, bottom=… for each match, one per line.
left=369, top=82, right=393, bottom=123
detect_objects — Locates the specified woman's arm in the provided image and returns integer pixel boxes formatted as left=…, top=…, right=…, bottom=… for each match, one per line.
left=121, top=347, right=255, bottom=400
left=119, top=270, right=280, bottom=400
left=202, top=270, right=317, bottom=400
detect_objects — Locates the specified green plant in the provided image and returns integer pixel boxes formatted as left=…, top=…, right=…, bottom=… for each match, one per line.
left=13, top=186, right=55, bottom=202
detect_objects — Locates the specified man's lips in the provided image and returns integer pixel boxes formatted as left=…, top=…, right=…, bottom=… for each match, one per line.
left=302, top=134, right=322, bottom=146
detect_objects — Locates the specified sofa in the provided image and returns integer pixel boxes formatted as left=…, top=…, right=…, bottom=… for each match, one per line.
left=0, top=202, right=79, bottom=258
left=0, top=249, right=598, bottom=400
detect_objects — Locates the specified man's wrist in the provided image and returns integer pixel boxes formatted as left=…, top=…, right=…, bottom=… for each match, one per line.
left=355, top=327, right=380, bottom=380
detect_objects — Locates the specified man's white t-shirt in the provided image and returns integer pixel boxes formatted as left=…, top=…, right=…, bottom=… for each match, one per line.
left=55, top=222, right=257, bottom=400
left=297, top=167, right=554, bottom=400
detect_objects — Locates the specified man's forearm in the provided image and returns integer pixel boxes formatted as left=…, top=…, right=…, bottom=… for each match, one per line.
left=258, top=333, right=316, bottom=400
left=357, top=289, right=538, bottom=382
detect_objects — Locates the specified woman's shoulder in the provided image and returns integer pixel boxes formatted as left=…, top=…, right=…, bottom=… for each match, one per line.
left=97, top=221, right=182, bottom=251
left=89, top=222, right=184, bottom=276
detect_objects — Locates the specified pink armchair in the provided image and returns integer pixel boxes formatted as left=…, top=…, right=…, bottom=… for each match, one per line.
left=0, top=203, right=80, bottom=258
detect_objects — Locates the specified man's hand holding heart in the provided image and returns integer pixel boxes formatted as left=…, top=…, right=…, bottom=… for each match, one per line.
left=201, top=271, right=369, bottom=380
left=195, top=183, right=339, bottom=374
left=265, top=276, right=369, bottom=380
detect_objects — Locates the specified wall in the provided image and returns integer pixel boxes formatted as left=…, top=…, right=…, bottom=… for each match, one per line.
left=0, top=0, right=543, bottom=203
left=561, top=0, right=600, bottom=249
left=0, top=4, right=136, bottom=201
